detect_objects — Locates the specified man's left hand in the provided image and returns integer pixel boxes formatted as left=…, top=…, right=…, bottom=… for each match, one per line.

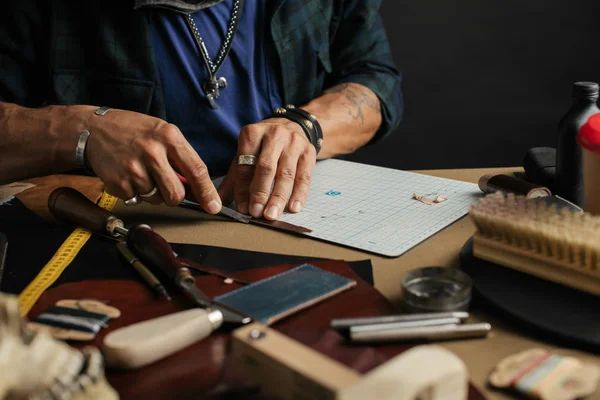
left=218, top=118, right=316, bottom=220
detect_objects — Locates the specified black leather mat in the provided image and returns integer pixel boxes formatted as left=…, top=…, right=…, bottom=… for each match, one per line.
left=0, top=199, right=373, bottom=295
left=460, top=237, right=600, bottom=352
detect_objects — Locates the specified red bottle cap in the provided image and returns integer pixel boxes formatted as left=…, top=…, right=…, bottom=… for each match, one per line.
left=577, top=113, right=600, bottom=154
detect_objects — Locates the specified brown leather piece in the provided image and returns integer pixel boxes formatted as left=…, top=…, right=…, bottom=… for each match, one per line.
left=17, top=174, right=105, bottom=222
left=27, top=260, right=485, bottom=400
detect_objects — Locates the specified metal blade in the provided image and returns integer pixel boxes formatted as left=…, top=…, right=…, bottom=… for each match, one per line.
left=180, top=199, right=311, bottom=233
left=218, top=205, right=251, bottom=224
left=178, top=279, right=251, bottom=326
left=180, top=200, right=250, bottom=223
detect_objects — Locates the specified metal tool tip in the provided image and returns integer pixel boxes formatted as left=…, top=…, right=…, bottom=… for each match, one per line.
left=157, top=286, right=171, bottom=301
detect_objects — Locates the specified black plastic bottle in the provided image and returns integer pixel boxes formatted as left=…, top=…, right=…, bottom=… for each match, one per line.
left=555, top=82, right=600, bottom=206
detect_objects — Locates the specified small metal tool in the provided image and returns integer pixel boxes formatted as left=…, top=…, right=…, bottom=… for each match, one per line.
left=348, top=317, right=463, bottom=335
left=331, top=311, right=469, bottom=331
left=180, top=199, right=250, bottom=224
left=116, top=242, right=171, bottom=301
left=177, top=174, right=312, bottom=234
left=350, top=323, right=492, bottom=343
left=174, top=266, right=251, bottom=325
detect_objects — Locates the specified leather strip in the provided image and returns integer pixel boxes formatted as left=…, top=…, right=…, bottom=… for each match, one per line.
left=177, top=256, right=252, bottom=284
left=249, top=218, right=312, bottom=234
left=286, top=106, right=323, bottom=151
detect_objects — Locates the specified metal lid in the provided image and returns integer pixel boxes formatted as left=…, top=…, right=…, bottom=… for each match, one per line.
left=401, top=266, right=472, bottom=313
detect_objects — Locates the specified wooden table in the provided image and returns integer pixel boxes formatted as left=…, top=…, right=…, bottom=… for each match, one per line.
left=14, top=167, right=600, bottom=399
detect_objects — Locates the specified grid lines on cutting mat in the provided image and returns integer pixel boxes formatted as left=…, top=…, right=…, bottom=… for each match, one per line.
left=277, top=159, right=482, bottom=257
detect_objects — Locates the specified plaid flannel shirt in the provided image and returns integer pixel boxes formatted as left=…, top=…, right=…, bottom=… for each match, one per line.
left=1, top=0, right=402, bottom=142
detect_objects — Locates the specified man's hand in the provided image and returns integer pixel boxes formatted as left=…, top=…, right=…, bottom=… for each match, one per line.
left=218, top=118, right=316, bottom=220
left=85, top=109, right=221, bottom=213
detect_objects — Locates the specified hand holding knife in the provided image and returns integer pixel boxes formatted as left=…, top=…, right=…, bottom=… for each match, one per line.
left=176, top=173, right=312, bottom=234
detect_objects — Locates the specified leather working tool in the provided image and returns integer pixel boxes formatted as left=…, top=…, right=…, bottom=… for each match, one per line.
left=116, top=241, right=172, bottom=300
left=48, top=187, right=251, bottom=326
left=330, top=311, right=470, bottom=332
left=176, top=173, right=312, bottom=234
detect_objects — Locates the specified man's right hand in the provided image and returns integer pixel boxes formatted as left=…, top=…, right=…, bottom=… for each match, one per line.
left=85, top=108, right=221, bottom=213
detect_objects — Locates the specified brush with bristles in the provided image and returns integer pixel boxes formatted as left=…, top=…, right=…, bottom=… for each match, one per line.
left=469, top=191, right=600, bottom=296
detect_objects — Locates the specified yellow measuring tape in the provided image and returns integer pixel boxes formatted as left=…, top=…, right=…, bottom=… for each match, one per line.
left=18, top=191, right=119, bottom=316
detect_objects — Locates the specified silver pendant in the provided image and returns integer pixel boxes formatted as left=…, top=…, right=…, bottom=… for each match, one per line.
left=203, top=77, right=228, bottom=110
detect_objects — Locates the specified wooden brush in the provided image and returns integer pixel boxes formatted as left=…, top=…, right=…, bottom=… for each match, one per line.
left=469, top=192, right=600, bottom=296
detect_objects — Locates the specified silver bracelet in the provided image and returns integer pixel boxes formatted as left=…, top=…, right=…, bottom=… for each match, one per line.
left=75, top=107, right=113, bottom=169
left=75, top=129, right=91, bottom=169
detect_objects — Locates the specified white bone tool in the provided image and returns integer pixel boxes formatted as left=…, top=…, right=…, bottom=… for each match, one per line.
left=102, top=308, right=222, bottom=369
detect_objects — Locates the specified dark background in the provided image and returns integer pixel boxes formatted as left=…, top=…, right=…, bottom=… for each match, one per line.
left=347, top=0, right=600, bottom=170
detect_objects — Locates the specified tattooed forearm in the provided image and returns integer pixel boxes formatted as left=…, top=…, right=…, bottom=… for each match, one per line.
left=324, top=83, right=380, bottom=125
left=323, top=82, right=351, bottom=94
left=302, top=82, right=382, bottom=158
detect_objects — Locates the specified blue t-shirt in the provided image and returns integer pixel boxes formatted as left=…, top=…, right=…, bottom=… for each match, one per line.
left=149, top=1, right=282, bottom=177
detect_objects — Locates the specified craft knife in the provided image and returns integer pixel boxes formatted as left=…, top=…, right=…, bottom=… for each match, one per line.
left=177, top=174, right=312, bottom=233
left=180, top=199, right=250, bottom=223
left=176, top=276, right=251, bottom=326
left=180, top=199, right=312, bottom=233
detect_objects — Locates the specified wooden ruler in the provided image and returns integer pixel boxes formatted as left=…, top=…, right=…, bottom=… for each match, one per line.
left=18, top=191, right=118, bottom=316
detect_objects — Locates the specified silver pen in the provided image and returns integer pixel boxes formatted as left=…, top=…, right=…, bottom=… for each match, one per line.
left=331, top=311, right=470, bottom=331
left=350, top=323, right=492, bottom=343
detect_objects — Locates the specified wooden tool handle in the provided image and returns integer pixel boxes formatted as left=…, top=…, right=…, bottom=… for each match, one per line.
left=127, top=224, right=183, bottom=281
left=102, top=308, right=222, bottom=369
left=478, top=174, right=551, bottom=198
left=48, top=187, right=117, bottom=234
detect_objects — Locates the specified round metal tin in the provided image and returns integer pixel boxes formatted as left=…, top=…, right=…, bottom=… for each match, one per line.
left=401, top=266, right=472, bottom=313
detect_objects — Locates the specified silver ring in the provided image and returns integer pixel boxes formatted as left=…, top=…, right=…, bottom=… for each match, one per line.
left=139, top=186, right=158, bottom=199
left=124, top=195, right=142, bottom=206
left=95, top=106, right=113, bottom=116
left=237, top=155, right=257, bottom=166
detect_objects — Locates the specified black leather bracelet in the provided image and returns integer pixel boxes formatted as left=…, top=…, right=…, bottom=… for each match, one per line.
left=265, top=105, right=323, bottom=155
left=284, top=105, right=323, bottom=150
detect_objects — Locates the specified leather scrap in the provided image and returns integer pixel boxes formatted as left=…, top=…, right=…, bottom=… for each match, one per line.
left=178, top=256, right=252, bottom=284
left=0, top=182, right=35, bottom=205
left=412, top=193, right=448, bottom=205
left=489, top=348, right=600, bottom=400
